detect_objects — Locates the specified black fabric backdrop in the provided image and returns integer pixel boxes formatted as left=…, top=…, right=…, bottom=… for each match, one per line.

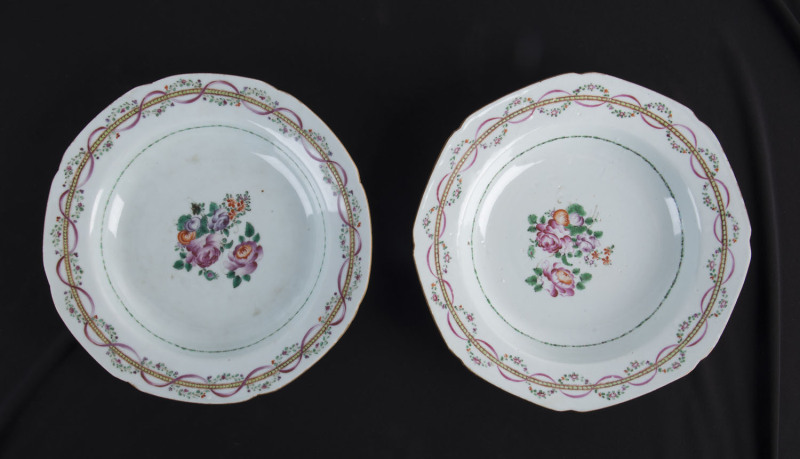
left=0, top=0, right=796, bottom=457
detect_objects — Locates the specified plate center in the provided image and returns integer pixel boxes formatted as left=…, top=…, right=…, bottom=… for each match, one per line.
left=98, top=125, right=325, bottom=353
left=470, top=136, right=683, bottom=348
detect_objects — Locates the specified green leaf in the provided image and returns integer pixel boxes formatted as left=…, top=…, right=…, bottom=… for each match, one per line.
left=561, top=254, right=573, bottom=266
left=253, top=233, right=260, bottom=243
left=527, top=214, right=538, bottom=225
left=233, top=276, right=242, bottom=288
left=243, top=274, right=251, bottom=282
left=179, top=252, right=186, bottom=259
left=585, top=217, right=594, bottom=225
left=577, top=282, right=586, bottom=290
left=209, top=202, right=218, bottom=214
left=575, top=250, right=582, bottom=257
left=245, top=222, right=255, bottom=238
left=572, top=268, right=580, bottom=274
left=593, top=231, right=603, bottom=238
left=239, top=235, right=245, bottom=243
left=533, top=284, right=543, bottom=292
left=226, top=270, right=236, bottom=279
left=199, top=216, right=209, bottom=235
left=533, top=267, right=543, bottom=276
left=539, top=215, right=546, bottom=224
left=527, top=245, right=536, bottom=259
left=567, top=252, right=573, bottom=258
left=185, top=263, right=192, bottom=272
left=568, top=225, right=587, bottom=236
left=580, top=272, right=593, bottom=282
left=223, top=229, right=229, bottom=237
left=527, top=225, right=537, bottom=233
left=177, top=214, right=191, bottom=231
left=525, top=275, right=538, bottom=285
left=567, top=204, right=586, bottom=217
left=224, top=241, right=234, bottom=249
left=198, top=269, right=203, bottom=276
left=587, top=229, right=593, bottom=235
left=173, top=260, right=185, bottom=270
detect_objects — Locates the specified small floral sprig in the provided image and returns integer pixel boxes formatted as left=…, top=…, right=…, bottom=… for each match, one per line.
left=223, top=192, right=251, bottom=226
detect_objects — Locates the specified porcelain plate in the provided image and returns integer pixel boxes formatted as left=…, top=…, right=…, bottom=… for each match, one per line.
left=43, top=74, right=371, bottom=403
left=413, top=73, right=750, bottom=411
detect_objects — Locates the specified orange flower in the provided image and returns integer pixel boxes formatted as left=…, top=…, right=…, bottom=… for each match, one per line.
left=555, top=270, right=573, bottom=285
left=228, top=210, right=237, bottom=220
left=234, top=243, right=254, bottom=260
left=236, top=200, right=246, bottom=212
left=226, top=198, right=237, bottom=208
left=552, top=209, right=570, bottom=226
left=602, top=256, right=611, bottom=265
left=603, top=247, right=611, bottom=255
left=177, top=230, right=196, bottom=245
left=591, top=251, right=600, bottom=260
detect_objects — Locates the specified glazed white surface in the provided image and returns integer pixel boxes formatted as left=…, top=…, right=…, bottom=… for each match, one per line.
left=97, top=126, right=326, bottom=353
left=467, top=135, right=688, bottom=352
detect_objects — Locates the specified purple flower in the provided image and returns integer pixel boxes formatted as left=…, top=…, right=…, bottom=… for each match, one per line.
left=569, top=213, right=584, bottom=227
left=575, top=233, right=599, bottom=253
left=535, top=219, right=572, bottom=254
left=185, top=233, right=222, bottom=268
left=541, top=259, right=576, bottom=298
left=184, top=216, right=201, bottom=232
left=209, top=208, right=230, bottom=231
left=224, top=241, right=264, bottom=276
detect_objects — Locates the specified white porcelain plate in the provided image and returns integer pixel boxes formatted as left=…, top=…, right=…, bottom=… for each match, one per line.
left=43, top=74, right=371, bottom=403
left=413, top=73, right=750, bottom=411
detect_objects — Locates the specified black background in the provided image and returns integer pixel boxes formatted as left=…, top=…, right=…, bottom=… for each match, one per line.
left=0, top=0, right=797, bottom=457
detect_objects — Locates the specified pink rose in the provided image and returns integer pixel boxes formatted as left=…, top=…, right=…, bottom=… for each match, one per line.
left=541, top=259, right=576, bottom=297
left=224, top=241, right=264, bottom=276
left=185, top=233, right=223, bottom=268
left=535, top=219, right=572, bottom=254
left=575, top=233, right=598, bottom=252
left=569, top=212, right=584, bottom=227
